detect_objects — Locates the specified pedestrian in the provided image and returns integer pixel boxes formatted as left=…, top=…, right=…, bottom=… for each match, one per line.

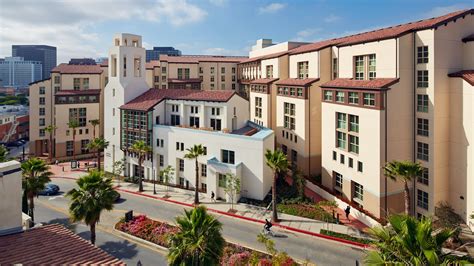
left=345, top=205, right=351, bottom=220
left=55, top=159, right=59, bottom=165
left=211, top=191, right=215, bottom=202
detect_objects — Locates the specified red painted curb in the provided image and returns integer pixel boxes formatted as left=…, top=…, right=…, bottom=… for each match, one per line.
left=115, top=187, right=370, bottom=249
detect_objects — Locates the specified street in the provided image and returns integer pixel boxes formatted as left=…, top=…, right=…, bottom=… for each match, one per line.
left=36, top=177, right=365, bottom=265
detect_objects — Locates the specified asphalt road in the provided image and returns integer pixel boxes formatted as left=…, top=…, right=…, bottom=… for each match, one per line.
left=38, top=178, right=366, bottom=266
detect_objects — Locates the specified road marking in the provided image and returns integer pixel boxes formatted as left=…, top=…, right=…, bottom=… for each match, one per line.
left=48, top=195, right=64, bottom=200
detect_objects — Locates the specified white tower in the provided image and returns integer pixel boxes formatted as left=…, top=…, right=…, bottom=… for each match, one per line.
left=103, top=33, right=149, bottom=174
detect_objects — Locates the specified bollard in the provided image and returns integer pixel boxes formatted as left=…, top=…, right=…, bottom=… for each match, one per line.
left=336, top=213, right=340, bottom=224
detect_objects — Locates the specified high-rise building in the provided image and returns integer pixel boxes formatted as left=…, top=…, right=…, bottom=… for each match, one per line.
left=145, top=46, right=181, bottom=62
left=12, top=45, right=57, bottom=79
left=0, top=57, right=42, bottom=88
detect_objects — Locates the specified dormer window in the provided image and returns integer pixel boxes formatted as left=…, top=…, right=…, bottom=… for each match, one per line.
left=354, top=54, right=376, bottom=80
left=297, top=61, right=309, bottom=79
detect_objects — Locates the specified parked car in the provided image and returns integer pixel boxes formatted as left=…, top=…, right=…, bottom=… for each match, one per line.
left=6, top=141, right=22, bottom=147
left=38, top=184, right=60, bottom=196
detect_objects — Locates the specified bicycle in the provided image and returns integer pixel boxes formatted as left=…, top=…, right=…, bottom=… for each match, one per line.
left=262, top=227, right=275, bottom=237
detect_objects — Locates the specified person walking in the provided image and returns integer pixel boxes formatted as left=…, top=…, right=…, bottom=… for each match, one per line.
left=211, top=191, right=215, bottom=202
left=345, top=205, right=351, bottom=220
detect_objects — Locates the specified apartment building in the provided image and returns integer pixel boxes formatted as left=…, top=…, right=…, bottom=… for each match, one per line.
left=144, top=55, right=246, bottom=91
left=29, top=61, right=108, bottom=158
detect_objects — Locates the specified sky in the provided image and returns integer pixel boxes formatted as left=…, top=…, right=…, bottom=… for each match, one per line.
left=0, top=0, right=472, bottom=63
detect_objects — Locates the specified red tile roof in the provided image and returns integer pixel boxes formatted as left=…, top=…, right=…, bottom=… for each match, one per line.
left=146, top=60, right=160, bottom=69
left=462, top=33, right=474, bottom=42
left=160, top=55, right=247, bottom=64
left=168, top=78, right=202, bottom=83
left=121, top=89, right=240, bottom=111
left=250, top=78, right=279, bottom=84
left=449, top=70, right=474, bottom=86
left=55, top=89, right=101, bottom=96
left=100, top=59, right=108, bottom=67
left=0, top=224, right=124, bottom=265
left=289, top=39, right=344, bottom=55
left=239, top=50, right=291, bottom=64
left=275, top=78, right=320, bottom=87
left=321, top=78, right=399, bottom=89
left=51, top=63, right=103, bottom=74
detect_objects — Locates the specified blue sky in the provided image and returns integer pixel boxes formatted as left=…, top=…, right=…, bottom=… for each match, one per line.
left=0, top=0, right=472, bottom=63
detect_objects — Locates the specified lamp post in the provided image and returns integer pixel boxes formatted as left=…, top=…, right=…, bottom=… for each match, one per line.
left=153, top=168, right=156, bottom=194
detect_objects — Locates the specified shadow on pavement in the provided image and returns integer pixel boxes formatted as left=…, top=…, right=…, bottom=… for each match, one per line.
left=99, top=240, right=139, bottom=260
left=44, top=217, right=77, bottom=232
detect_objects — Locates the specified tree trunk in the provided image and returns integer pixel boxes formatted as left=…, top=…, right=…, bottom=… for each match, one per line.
left=97, top=150, right=101, bottom=171
left=72, top=131, right=76, bottom=160
left=90, top=222, right=96, bottom=245
left=28, top=195, right=35, bottom=222
left=194, top=158, right=199, bottom=205
left=49, top=133, right=53, bottom=161
left=272, top=171, right=278, bottom=223
left=138, top=157, right=144, bottom=192
left=404, top=181, right=411, bottom=215
left=93, top=126, right=96, bottom=139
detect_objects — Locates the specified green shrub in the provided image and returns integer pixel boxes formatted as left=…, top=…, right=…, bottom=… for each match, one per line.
left=320, top=229, right=373, bottom=244
left=277, top=204, right=336, bottom=222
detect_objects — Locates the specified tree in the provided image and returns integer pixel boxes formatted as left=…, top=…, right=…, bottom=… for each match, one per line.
left=168, top=206, right=225, bottom=265
left=0, top=145, right=8, bottom=162
left=67, top=120, right=80, bottom=160
left=87, top=137, right=109, bottom=171
left=184, top=144, right=206, bottom=205
left=129, top=140, right=151, bottom=192
left=292, top=168, right=306, bottom=200
left=112, top=158, right=126, bottom=187
left=383, top=160, right=424, bottom=215
left=67, top=171, right=117, bottom=245
left=44, top=124, right=57, bottom=162
left=89, top=119, right=100, bottom=138
left=365, top=214, right=456, bottom=265
left=159, top=165, right=175, bottom=198
left=223, top=173, right=240, bottom=212
left=21, top=157, right=52, bottom=222
left=265, top=149, right=288, bottom=223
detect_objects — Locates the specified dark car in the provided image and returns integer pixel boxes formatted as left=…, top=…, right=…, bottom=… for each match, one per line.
left=6, top=141, right=22, bottom=147
left=38, top=184, right=60, bottom=196
left=113, top=191, right=121, bottom=202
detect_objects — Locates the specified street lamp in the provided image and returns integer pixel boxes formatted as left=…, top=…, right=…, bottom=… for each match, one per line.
left=153, top=168, right=156, bottom=194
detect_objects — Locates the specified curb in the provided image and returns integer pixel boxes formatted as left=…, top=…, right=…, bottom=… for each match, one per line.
left=113, top=228, right=169, bottom=253
left=114, top=187, right=370, bottom=249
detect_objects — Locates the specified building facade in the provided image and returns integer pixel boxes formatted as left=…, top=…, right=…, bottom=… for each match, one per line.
left=12, top=45, right=57, bottom=79
left=145, top=46, right=182, bottom=62
left=0, top=57, right=42, bottom=88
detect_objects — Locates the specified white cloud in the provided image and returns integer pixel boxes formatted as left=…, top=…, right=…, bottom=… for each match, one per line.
left=0, top=0, right=207, bottom=62
left=202, top=47, right=249, bottom=56
left=324, top=14, right=340, bottom=23
left=424, top=4, right=469, bottom=18
left=292, top=28, right=321, bottom=42
left=258, top=3, right=286, bottom=14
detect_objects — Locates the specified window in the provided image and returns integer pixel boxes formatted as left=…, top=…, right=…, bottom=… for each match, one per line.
left=354, top=182, right=364, bottom=201
left=417, top=189, right=428, bottom=210
left=211, top=107, right=220, bottom=116
left=417, top=46, right=428, bottom=64
left=171, top=115, right=180, bottom=126
left=39, top=87, right=45, bottom=95
left=161, top=66, right=167, bottom=73
left=335, top=172, right=343, bottom=189
left=255, top=97, right=262, bottom=118
left=190, top=106, right=199, bottom=114
left=178, top=159, right=184, bottom=171
left=363, top=93, right=375, bottom=106
left=162, top=76, right=166, bottom=82
left=348, top=92, right=359, bottom=105
left=155, top=116, right=160, bottom=125
left=332, top=151, right=337, bottom=160
left=210, top=118, right=221, bottom=130
left=349, top=115, right=359, bottom=132
left=189, top=116, right=200, bottom=127
left=348, top=158, right=353, bottom=168
left=358, top=161, right=363, bottom=172
left=39, top=129, right=45, bottom=137
left=349, top=136, right=359, bottom=154
left=337, top=113, right=346, bottom=129
left=66, top=141, right=73, bottom=156
left=354, top=56, right=364, bottom=80
left=336, top=91, right=345, bottom=103
left=324, top=90, right=333, bottom=101
left=159, top=155, right=164, bottom=167
left=222, top=150, right=235, bottom=164
left=417, top=142, right=429, bottom=161
left=210, top=67, right=215, bottom=74
left=417, top=95, right=429, bottom=112
left=297, top=61, right=309, bottom=79
left=54, top=76, right=60, bottom=84
left=417, top=70, right=428, bottom=88
left=74, top=78, right=81, bottom=90
left=297, top=88, right=303, bottom=97
left=81, top=139, right=89, bottom=154
left=281, top=145, right=287, bottom=155
left=39, top=118, right=45, bottom=126
left=418, top=168, right=429, bottom=185
left=199, top=67, right=203, bottom=74
left=69, top=108, right=87, bottom=127
left=154, top=76, right=159, bottom=82
left=218, top=174, right=226, bottom=188
left=171, top=104, right=179, bottom=112
left=337, top=131, right=346, bottom=149
left=39, top=97, right=45, bottom=105
left=203, top=146, right=207, bottom=155
left=291, top=149, right=297, bottom=163
left=368, top=54, right=376, bottom=80
left=232, top=67, right=236, bottom=74
left=201, top=164, right=207, bottom=177
left=340, top=154, right=345, bottom=164
left=417, top=118, right=429, bottom=136
left=283, top=103, right=296, bottom=130
left=265, top=65, right=273, bottom=78
left=83, top=78, right=89, bottom=90
left=221, top=67, right=225, bottom=74
left=39, top=108, right=45, bottom=116
left=332, top=58, right=338, bottom=79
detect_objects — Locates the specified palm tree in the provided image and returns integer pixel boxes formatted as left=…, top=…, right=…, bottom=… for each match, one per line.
left=365, top=214, right=455, bottom=265
left=89, top=119, right=100, bottom=138
left=184, top=144, right=206, bottom=205
left=265, top=149, right=288, bottom=223
left=0, top=145, right=8, bottom=162
left=67, top=120, right=80, bottom=160
left=67, top=171, right=117, bottom=245
left=384, top=160, right=424, bottom=215
left=87, top=137, right=109, bottom=171
left=129, top=140, right=151, bottom=192
left=168, top=206, right=225, bottom=266
left=21, top=157, right=52, bottom=222
left=44, top=124, right=57, bottom=162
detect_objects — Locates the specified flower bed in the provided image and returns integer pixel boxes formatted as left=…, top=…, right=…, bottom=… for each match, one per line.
left=278, top=203, right=336, bottom=223
left=320, top=229, right=373, bottom=245
left=116, top=215, right=297, bottom=265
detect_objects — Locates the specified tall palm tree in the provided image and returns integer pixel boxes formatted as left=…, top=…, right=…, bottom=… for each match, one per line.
left=365, top=214, right=455, bottom=265
left=168, top=206, right=225, bottom=266
left=21, top=157, right=52, bottom=222
left=87, top=137, right=109, bottom=171
left=89, top=119, right=100, bottom=138
left=44, top=125, right=57, bottom=162
left=265, top=149, right=288, bottom=223
left=384, top=160, right=424, bottom=215
left=129, top=140, right=151, bottom=192
left=184, top=144, right=205, bottom=205
left=67, top=120, right=80, bottom=160
left=67, top=171, right=117, bottom=245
